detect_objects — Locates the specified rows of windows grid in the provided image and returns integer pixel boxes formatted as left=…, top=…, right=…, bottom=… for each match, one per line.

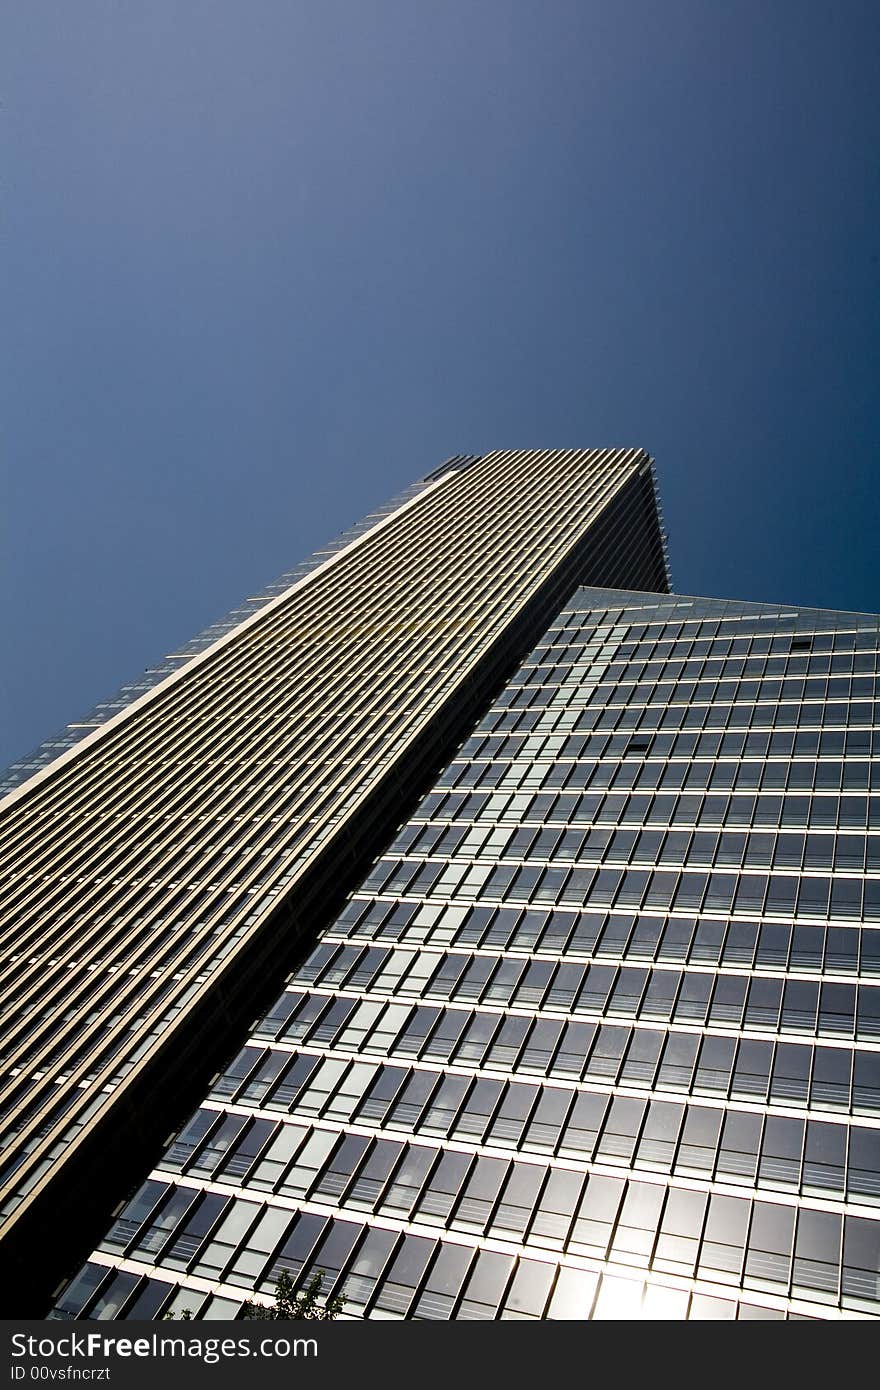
left=53, top=1238, right=807, bottom=1322
left=242, top=973, right=880, bottom=1116
left=51, top=597, right=878, bottom=1312
left=52, top=1008, right=880, bottom=1319
left=51, top=1086, right=880, bottom=1317
left=333, top=891, right=880, bottom=976
left=185, top=1034, right=880, bottom=1211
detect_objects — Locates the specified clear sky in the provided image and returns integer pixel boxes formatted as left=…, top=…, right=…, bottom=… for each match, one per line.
left=2, top=1, right=878, bottom=771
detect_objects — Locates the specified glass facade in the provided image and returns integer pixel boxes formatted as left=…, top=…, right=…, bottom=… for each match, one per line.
left=56, top=586, right=880, bottom=1320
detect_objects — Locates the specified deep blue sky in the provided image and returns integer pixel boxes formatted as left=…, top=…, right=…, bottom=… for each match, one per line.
left=3, top=1, right=878, bottom=770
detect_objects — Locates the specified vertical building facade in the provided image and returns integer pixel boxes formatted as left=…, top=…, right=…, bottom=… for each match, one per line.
left=50, top=582, right=880, bottom=1319
left=0, top=449, right=668, bottom=1313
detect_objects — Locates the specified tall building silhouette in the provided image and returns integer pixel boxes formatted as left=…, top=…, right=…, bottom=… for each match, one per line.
left=0, top=449, right=667, bottom=1313
left=6, top=450, right=880, bottom=1320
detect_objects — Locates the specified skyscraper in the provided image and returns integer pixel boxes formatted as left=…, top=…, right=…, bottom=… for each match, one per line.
left=6, top=450, right=880, bottom=1320
left=0, top=449, right=668, bottom=1313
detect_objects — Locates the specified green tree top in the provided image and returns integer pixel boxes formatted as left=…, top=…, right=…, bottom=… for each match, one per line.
left=241, top=1270, right=345, bottom=1320
left=163, top=1269, right=344, bottom=1321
